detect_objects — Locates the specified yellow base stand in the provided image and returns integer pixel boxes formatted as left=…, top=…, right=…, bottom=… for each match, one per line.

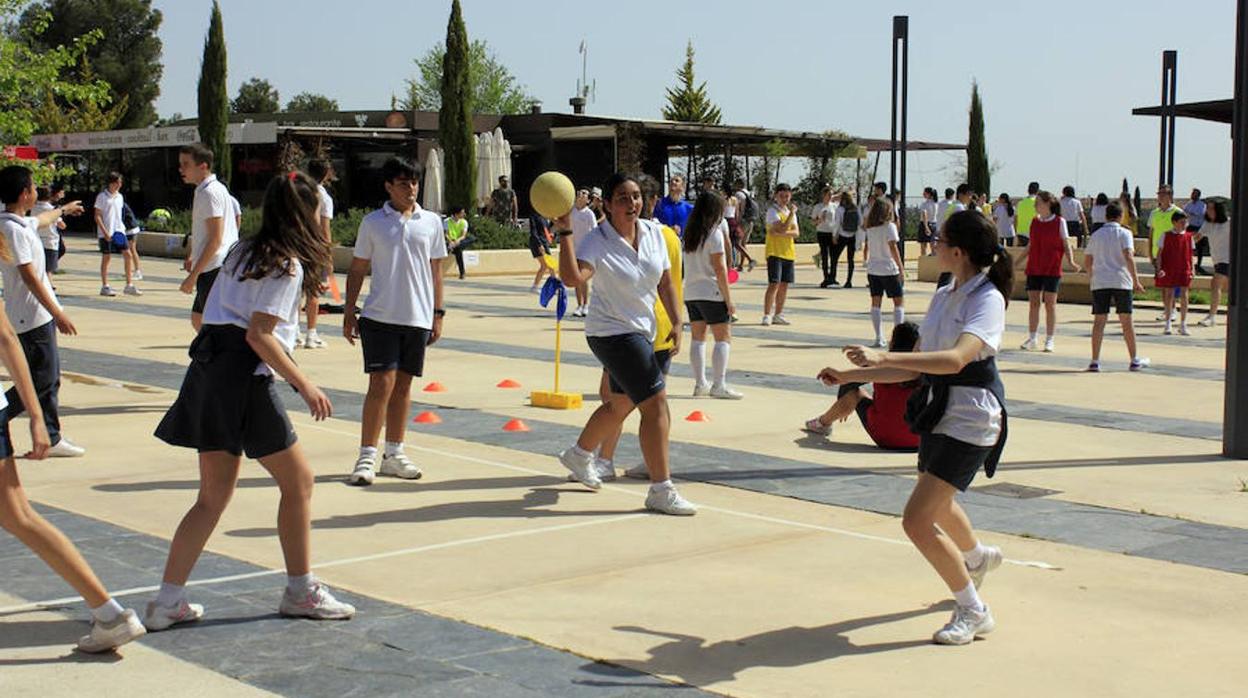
left=530, top=390, right=582, bottom=410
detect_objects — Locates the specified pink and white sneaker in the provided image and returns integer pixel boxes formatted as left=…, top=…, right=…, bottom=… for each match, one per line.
left=279, top=583, right=356, bottom=620
left=143, top=598, right=205, bottom=631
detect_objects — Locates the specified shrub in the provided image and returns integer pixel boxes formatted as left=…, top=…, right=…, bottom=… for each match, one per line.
left=468, top=214, right=528, bottom=249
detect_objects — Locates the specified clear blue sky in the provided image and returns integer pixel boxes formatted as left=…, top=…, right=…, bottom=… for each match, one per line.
left=152, top=0, right=1236, bottom=198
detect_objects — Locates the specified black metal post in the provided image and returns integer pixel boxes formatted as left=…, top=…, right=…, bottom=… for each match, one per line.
left=1159, top=50, right=1177, bottom=187
left=1166, top=51, right=1178, bottom=186
left=1225, top=3, right=1248, bottom=458
left=889, top=18, right=899, bottom=199
left=897, top=16, right=909, bottom=255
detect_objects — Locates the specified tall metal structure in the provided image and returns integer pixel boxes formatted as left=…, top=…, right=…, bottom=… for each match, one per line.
left=1158, top=50, right=1178, bottom=187
left=890, top=16, right=910, bottom=245
left=1226, top=4, right=1247, bottom=458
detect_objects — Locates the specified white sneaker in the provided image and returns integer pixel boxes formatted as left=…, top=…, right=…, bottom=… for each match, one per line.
left=348, top=456, right=376, bottom=486
left=1157, top=311, right=1179, bottom=322
left=772, top=314, right=791, bottom=326
left=380, top=452, right=422, bottom=479
left=1019, top=337, right=1036, bottom=351
left=1130, top=357, right=1151, bottom=372
left=529, top=284, right=540, bottom=294
left=1163, top=326, right=1174, bottom=335
left=595, top=458, right=616, bottom=482
left=48, top=437, right=86, bottom=457
left=1178, top=324, right=1191, bottom=336
left=1043, top=337, right=1055, bottom=352
left=645, top=487, right=698, bottom=516
left=761, top=315, right=772, bottom=326
left=709, top=384, right=744, bottom=399
left=803, top=418, right=832, bottom=436
left=304, top=334, right=327, bottom=349
left=558, top=448, right=602, bottom=490
left=123, top=284, right=143, bottom=296
left=623, top=463, right=650, bottom=480
left=1198, top=316, right=1216, bottom=327
left=966, top=546, right=1003, bottom=589
left=77, top=609, right=146, bottom=653
left=279, top=583, right=356, bottom=620
left=932, top=604, right=995, bottom=645
left=692, top=382, right=711, bottom=397
left=871, top=338, right=887, bottom=348
left=99, top=285, right=116, bottom=297
left=133, top=269, right=143, bottom=281
left=143, top=598, right=205, bottom=631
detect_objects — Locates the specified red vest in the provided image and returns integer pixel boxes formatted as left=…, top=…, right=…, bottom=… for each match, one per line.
left=1026, top=216, right=1065, bottom=277
left=866, top=383, right=921, bottom=450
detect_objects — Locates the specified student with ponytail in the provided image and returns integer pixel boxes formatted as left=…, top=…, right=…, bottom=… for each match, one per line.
left=683, top=190, right=742, bottom=399
left=818, top=210, right=1011, bottom=646
left=1014, top=190, right=1081, bottom=352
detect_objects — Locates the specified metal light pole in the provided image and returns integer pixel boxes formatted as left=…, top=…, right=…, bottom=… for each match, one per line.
left=890, top=16, right=909, bottom=252
left=1159, top=50, right=1178, bottom=187
left=1225, top=4, right=1247, bottom=458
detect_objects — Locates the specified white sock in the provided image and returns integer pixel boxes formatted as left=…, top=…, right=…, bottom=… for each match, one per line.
left=870, top=308, right=883, bottom=341
left=649, top=479, right=674, bottom=493
left=953, top=582, right=985, bottom=611
left=893, top=306, right=905, bottom=327
left=306, top=328, right=319, bottom=338
left=91, top=598, right=124, bottom=623
left=359, top=445, right=378, bottom=461
left=286, top=572, right=316, bottom=595
left=571, top=444, right=593, bottom=461
left=155, top=582, right=186, bottom=608
left=1029, top=332, right=1038, bottom=342
left=596, top=456, right=613, bottom=468
left=1045, top=333, right=1055, bottom=342
left=711, top=341, right=730, bottom=386
left=689, top=340, right=707, bottom=386
left=963, top=543, right=987, bottom=568
left=383, top=441, right=403, bottom=457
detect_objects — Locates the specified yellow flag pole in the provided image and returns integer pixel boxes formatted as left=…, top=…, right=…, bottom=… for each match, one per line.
left=553, top=318, right=562, bottom=394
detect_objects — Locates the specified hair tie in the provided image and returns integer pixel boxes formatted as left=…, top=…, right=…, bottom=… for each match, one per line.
left=288, top=171, right=298, bottom=182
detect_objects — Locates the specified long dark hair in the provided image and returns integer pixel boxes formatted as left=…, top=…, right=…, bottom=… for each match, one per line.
left=864, top=197, right=895, bottom=228
left=1210, top=199, right=1229, bottom=224
left=228, top=171, right=332, bottom=298
left=996, top=193, right=1014, bottom=218
left=944, top=210, right=1013, bottom=305
left=602, top=172, right=641, bottom=230
left=683, top=190, right=725, bottom=253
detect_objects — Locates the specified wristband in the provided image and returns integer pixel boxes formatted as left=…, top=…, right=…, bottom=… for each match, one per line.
left=557, top=230, right=573, bottom=238
left=433, top=308, right=446, bottom=318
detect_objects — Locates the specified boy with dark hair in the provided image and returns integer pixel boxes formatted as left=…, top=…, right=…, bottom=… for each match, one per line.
left=1084, top=203, right=1149, bottom=372
left=343, top=157, right=446, bottom=486
left=178, top=142, right=239, bottom=331
left=762, top=183, right=799, bottom=325
left=1014, top=181, right=1040, bottom=243
left=93, top=171, right=139, bottom=296
left=31, top=186, right=64, bottom=274
left=445, top=204, right=474, bottom=279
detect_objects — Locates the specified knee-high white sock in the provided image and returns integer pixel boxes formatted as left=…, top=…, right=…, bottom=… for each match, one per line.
left=711, top=341, right=731, bottom=386
left=893, top=306, right=905, bottom=327
left=870, top=308, right=883, bottom=341
left=689, top=340, right=707, bottom=386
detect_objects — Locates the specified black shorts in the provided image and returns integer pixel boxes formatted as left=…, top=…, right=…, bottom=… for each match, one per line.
left=529, top=240, right=548, bottom=259
left=358, top=316, right=431, bottom=375
left=97, top=238, right=125, bottom=254
left=1067, top=220, right=1084, bottom=240
left=1025, top=275, right=1061, bottom=293
left=686, top=300, right=730, bottom=325
left=653, top=349, right=673, bottom=376
left=918, top=222, right=936, bottom=243
left=766, top=256, right=794, bottom=284
left=588, top=333, right=666, bottom=406
left=1091, top=288, right=1133, bottom=315
left=155, top=326, right=297, bottom=459
left=0, top=408, right=12, bottom=459
left=867, top=274, right=904, bottom=298
left=1214, top=262, right=1230, bottom=276
left=192, top=267, right=221, bottom=315
left=917, top=432, right=992, bottom=492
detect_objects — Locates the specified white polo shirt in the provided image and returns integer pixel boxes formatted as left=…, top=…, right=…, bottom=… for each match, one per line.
left=317, top=185, right=334, bottom=221
left=32, top=201, right=59, bottom=249
left=919, top=273, right=1004, bottom=447
left=202, top=245, right=303, bottom=376
left=191, top=174, right=239, bottom=272
left=0, top=213, right=57, bottom=334
left=570, top=206, right=597, bottom=246
left=354, top=202, right=447, bottom=329
left=1059, top=196, right=1083, bottom=222
left=683, top=219, right=728, bottom=302
left=94, top=190, right=124, bottom=239
left=1086, top=222, right=1135, bottom=291
left=812, top=201, right=838, bottom=233
left=863, top=222, right=901, bottom=276
left=920, top=199, right=938, bottom=225
left=1204, top=221, right=1230, bottom=265
left=578, top=218, right=670, bottom=339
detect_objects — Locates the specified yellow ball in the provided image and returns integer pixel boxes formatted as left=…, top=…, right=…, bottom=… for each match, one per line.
left=529, top=171, right=575, bottom=220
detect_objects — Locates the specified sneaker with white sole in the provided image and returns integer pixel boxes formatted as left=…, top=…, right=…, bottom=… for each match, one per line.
left=1043, top=337, right=1055, bottom=352
left=1197, top=316, right=1216, bottom=327
left=133, top=269, right=144, bottom=281
left=99, top=285, right=116, bottom=297
left=379, top=452, right=422, bottom=479
left=871, top=338, right=887, bottom=349
left=1086, top=362, right=1100, bottom=373
left=772, top=314, right=791, bottom=326
left=558, top=448, right=601, bottom=490
left=1130, top=357, right=1151, bottom=371
left=761, top=315, right=772, bottom=326
left=1163, top=326, right=1174, bottom=335
left=803, top=418, right=832, bottom=436
left=143, top=598, right=205, bottom=631
left=48, top=437, right=86, bottom=457
left=932, top=604, right=995, bottom=645
left=1178, top=324, right=1191, bottom=336
left=279, top=583, right=356, bottom=620
left=623, top=463, right=649, bottom=480
left=348, top=456, right=376, bottom=486
left=645, top=487, right=697, bottom=516
left=692, top=382, right=711, bottom=397
left=77, top=609, right=146, bottom=653
left=595, top=458, right=617, bottom=482
left=1019, top=337, right=1036, bottom=351
left=709, top=384, right=744, bottom=399
left=123, top=285, right=143, bottom=296
left=304, top=334, right=327, bottom=349
left=966, top=545, right=1003, bottom=589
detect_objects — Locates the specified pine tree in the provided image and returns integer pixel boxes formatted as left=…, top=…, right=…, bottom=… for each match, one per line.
left=197, top=1, right=229, bottom=184
left=966, top=81, right=989, bottom=195
left=439, top=0, right=475, bottom=212
left=662, top=41, right=722, bottom=124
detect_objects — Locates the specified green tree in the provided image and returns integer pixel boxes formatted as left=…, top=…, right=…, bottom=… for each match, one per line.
left=232, top=77, right=279, bottom=114
left=796, top=130, right=856, bottom=204
left=18, top=0, right=163, bottom=129
left=197, top=1, right=229, bottom=183
left=966, top=81, right=990, bottom=195
left=662, top=40, right=721, bottom=124
left=439, top=0, right=475, bottom=212
left=286, top=92, right=338, bottom=112
left=32, top=56, right=128, bottom=133
left=402, top=38, right=534, bottom=114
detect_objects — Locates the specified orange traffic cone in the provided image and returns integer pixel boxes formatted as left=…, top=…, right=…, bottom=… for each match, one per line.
left=685, top=410, right=710, bottom=422
left=502, top=419, right=530, bottom=432
left=412, top=411, right=442, bottom=424
left=423, top=382, right=447, bottom=393
left=496, top=379, right=522, bottom=388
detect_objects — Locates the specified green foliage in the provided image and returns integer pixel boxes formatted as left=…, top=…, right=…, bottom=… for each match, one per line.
left=402, top=38, right=535, bottom=114
left=967, top=81, right=990, bottom=195
left=197, top=2, right=229, bottom=185
left=286, top=92, right=338, bottom=112
left=662, top=40, right=721, bottom=124
left=232, top=77, right=279, bottom=114
left=32, top=56, right=128, bottom=133
left=439, top=0, right=476, bottom=212
left=0, top=155, right=74, bottom=185
left=796, top=130, right=857, bottom=205
left=466, top=214, right=527, bottom=249
left=18, top=0, right=163, bottom=128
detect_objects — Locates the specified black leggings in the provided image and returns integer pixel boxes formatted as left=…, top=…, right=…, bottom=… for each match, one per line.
left=829, top=235, right=856, bottom=284
left=817, top=232, right=835, bottom=279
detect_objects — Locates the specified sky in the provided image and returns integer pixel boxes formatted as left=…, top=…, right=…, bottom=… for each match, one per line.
left=150, top=0, right=1237, bottom=199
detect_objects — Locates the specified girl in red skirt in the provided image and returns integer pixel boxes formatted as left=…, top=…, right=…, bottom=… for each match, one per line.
left=1155, top=210, right=1194, bottom=335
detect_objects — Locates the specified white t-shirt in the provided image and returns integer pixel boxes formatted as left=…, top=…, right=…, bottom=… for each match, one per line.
left=0, top=213, right=57, bottom=335
left=354, top=202, right=447, bottom=329
left=577, top=218, right=670, bottom=339
left=862, top=222, right=901, bottom=276
left=683, top=220, right=728, bottom=302
left=1089, top=204, right=1108, bottom=224
left=992, top=203, right=1015, bottom=239
left=920, top=199, right=938, bottom=225
left=1086, top=222, right=1135, bottom=291
left=812, top=202, right=838, bottom=233
left=94, top=190, right=124, bottom=239
left=316, top=185, right=334, bottom=220
left=202, top=246, right=303, bottom=376
left=724, top=199, right=737, bottom=219
left=1203, top=220, right=1230, bottom=265
left=570, top=206, right=597, bottom=245
left=1059, top=197, right=1083, bottom=223
left=919, top=273, right=1004, bottom=447
left=191, top=175, right=239, bottom=272
left=32, top=201, right=58, bottom=249
left=935, top=198, right=953, bottom=223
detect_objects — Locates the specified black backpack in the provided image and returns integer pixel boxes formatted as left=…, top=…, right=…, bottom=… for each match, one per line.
left=840, top=207, right=860, bottom=233
left=738, top=190, right=759, bottom=223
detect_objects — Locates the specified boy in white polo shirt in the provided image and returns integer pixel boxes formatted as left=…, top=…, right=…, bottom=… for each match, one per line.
left=343, top=157, right=447, bottom=486
left=178, top=143, right=239, bottom=331
left=93, top=171, right=139, bottom=297
left=1084, top=203, right=1149, bottom=372
left=0, top=166, right=87, bottom=457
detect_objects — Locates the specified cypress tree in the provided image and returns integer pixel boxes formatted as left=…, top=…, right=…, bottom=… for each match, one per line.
left=966, top=81, right=989, bottom=195
left=197, top=1, right=229, bottom=184
left=439, top=0, right=475, bottom=212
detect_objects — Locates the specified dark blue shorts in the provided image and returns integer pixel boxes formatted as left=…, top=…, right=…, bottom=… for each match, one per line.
left=588, top=333, right=666, bottom=406
left=867, top=274, right=904, bottom=298
left=1025, top=275, right=1061, bottom=293
left=0, top=408, right=12, bottom=459
left=766, top=256, right=794, bottom=284
left=917, top=433, right=992, bottom=492
left=359, top=316, right=430, bottom=375
left=686, top=300, right=730, bottom=325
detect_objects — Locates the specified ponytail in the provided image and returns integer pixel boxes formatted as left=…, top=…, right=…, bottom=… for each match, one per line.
left=944, top=209, right=1014, bottom=306
left=987, top=245, right=1015, bottom=306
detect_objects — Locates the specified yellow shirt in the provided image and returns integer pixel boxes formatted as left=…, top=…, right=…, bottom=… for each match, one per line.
left=1149, top=204, right=1182, bottom=256
left=1015, top=196, right=1037, bottom=236
left=764, top=204, right=798, bottom=260
left=652, top=224, right=683, bottom=352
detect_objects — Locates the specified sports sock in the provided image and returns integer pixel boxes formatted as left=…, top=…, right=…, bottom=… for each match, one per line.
left=383, top=441, right=403, bottom=457
left=962, top=543, right=988, bottom=568
left=689, top=340, right=707, bottom=386
left=649, top=479, right=675, bottom=493
left=359, top=445, right=378, bottom=461
left=870, top=308, right=883, bottom=341
left=570, top=444, right=593, bottom=461
left=953, top=582, right=985, bottom=611
left=155, top=582, right=186, bottom=608
left=711, top=342, right=730, bottom=386
left=893, top=306, right=905, bottom=327
left=287, top=572, right=316, bottom=595
left=91, top=598, right=124, bottom=623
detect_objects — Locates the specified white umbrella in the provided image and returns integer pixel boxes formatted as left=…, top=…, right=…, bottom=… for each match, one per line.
left=423, top=146, right=444, bottom=213
left=496, top=128, right=513, bottom=181
left=475, top=131, right=494, bottom=209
